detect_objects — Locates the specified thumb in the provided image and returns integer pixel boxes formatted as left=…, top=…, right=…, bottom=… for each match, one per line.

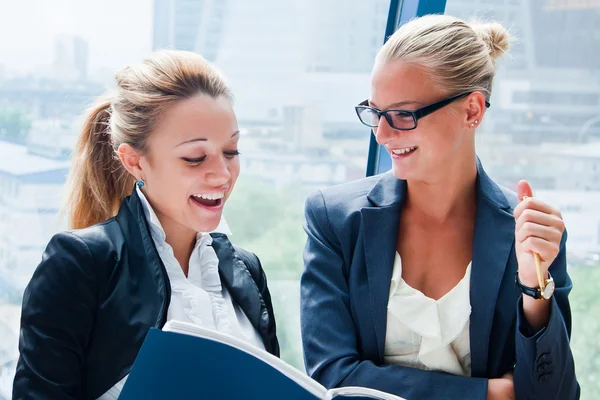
left=517, top=179, right=533, bottom=201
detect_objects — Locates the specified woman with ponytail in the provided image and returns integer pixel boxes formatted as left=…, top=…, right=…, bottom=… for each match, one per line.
left=13, top=50, right=279, bottom=399
left=301, top=15, right=579, bottom=399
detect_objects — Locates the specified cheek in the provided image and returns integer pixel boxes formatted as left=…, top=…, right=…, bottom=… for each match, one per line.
left=228, top=158, right=241, bottom=181
left=153, top=162, right=196, bottom=200
left=419, top=118, right=464, bottom=155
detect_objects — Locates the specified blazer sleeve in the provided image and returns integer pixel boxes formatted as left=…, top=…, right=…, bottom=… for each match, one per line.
left=300, top=190, right=489, bottom=400
left=514, top=231, right=580, bottom=400
left=13, top=231, right=97, bottom=400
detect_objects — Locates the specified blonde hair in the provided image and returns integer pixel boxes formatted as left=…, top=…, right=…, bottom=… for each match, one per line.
left=376, top=14, right=510, bottom=101
left=65, top=50, right=232, bottom=230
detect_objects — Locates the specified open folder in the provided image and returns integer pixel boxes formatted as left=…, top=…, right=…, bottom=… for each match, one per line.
left=119, top=320, right=407, bottom=400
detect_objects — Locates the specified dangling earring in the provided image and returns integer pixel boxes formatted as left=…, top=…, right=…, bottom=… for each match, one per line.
left=136, top=179, right=145, bottom=188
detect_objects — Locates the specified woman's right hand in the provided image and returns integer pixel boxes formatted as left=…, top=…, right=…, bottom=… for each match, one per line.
left=487, top=372, right=515, bottom=400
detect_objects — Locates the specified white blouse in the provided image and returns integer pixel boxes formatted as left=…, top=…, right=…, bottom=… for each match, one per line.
left=98, top=188, right=264, bottom=399
left=384, top=252, right=472, bottom=377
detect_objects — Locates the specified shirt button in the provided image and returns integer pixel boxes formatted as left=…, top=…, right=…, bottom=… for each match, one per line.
left=537, top=363, right=550, bottom=374
left=539, top=374, right=550, bottom=383
left=537, top=353, right=549, bottom=364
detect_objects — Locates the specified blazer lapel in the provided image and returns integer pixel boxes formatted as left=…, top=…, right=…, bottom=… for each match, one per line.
left=210, top=235, right=263, bottom=332
left=121, top=187, right=171, bottom=327
left=469, top=163, right=515, bottom=377
left=361, top=173, right=405, bottom=361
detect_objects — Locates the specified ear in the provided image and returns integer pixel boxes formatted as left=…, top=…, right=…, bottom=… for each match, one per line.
left=465, top=92, right=487, bottom=129
left=117, top=143, right=144, bottom=181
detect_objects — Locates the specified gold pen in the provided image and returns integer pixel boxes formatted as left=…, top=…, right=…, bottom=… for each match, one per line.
left=533, top=253, right=544, bottom=290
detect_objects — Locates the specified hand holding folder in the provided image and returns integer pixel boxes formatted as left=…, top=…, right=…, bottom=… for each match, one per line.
left=119, top=320, right=407, bottom=400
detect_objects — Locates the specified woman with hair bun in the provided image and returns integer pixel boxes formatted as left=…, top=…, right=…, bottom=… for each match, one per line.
left=301, top=15, right=579, bottom=400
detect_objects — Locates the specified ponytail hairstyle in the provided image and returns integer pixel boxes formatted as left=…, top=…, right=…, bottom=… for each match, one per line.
left=64, top=50, right=232, bottom=229
left=376, top=14, right=510, bottom=103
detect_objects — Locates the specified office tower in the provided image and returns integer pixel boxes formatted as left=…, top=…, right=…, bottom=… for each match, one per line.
left=52, top=35, right=88, bottom=81
left=152, top=0, right=227, bottom=61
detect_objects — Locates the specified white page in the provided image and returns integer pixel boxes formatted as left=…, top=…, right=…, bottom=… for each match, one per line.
left=327, top=386, right=407, bottom=400
left=163, top=320, right=409, bottom=400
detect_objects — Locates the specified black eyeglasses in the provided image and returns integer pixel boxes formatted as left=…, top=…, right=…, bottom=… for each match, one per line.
left=355, top=92, right=491, bottom=131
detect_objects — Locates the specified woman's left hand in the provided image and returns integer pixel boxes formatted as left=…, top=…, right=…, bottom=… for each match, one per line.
left=513, top=180, right=565, bottom=287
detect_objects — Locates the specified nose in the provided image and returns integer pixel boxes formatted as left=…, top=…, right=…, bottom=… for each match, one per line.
left=374, top=115, right=397, bottom=145
left=204, top=155, right=231, bottom=186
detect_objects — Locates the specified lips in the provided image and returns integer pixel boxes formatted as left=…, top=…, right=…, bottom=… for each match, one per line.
left=391, top=146, right=418, bottom=155
left=191, top=196, right=221, bottom=207
left=190, top=189, right=227, bottom=210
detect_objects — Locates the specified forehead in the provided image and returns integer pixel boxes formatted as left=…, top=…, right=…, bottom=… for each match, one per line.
left=370, top=61, right=443, bottom=107
left=151, top=94, right=237, bottom=145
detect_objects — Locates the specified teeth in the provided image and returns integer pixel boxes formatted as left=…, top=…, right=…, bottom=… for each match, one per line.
left=392, top=146, right=418, bottom=155
left=193, top=191, right=225, bottom=200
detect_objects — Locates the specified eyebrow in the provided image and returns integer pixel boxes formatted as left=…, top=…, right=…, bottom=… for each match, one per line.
left=176, top=131, right=240, bottom=147
left=369, top=100, right=425, bottom=109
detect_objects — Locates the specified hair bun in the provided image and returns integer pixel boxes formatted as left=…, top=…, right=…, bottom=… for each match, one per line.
left=471, top=22, right=510, bottom=60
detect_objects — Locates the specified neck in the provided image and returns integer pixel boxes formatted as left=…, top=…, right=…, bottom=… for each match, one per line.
left=161, top=220, right=197, bottom=277
left=405, top=153, right=478, bottom=223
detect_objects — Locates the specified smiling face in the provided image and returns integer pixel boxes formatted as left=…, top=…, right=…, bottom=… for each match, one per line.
left=122, top=93, right=240, bottom=239
left=369, top=60, right=477, bottom=183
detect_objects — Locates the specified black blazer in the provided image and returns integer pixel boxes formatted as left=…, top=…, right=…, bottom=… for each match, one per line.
left=13, top=189, right=279, bottom=400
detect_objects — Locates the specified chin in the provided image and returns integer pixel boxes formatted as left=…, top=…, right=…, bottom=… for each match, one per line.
left=391, top=164, right=419, bottom=181
left=192, top=217, right=222, bottom=233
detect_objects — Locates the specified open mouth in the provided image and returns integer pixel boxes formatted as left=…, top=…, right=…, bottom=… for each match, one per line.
left=190, top=191, right=225, bottom=209
left=191, top=196, right=222, bottom=207
left=391, top=146, right=418, bottom=157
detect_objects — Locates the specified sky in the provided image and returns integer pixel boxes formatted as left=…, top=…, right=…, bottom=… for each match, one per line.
left=0, top=0, right=153, bottom=75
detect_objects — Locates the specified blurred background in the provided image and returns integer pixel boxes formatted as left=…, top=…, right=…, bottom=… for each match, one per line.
left=0, top=0, right=599, bottom=398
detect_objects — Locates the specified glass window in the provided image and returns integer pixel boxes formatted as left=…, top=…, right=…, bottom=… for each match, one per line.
left=0, top=0, right=390, bottom=394
left=445, top=0, right=600, bottom=396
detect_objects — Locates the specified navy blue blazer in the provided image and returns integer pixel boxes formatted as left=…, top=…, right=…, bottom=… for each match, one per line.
left=300, top=163, right=579, bottom=400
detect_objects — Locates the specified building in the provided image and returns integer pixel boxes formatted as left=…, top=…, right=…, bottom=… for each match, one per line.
left=303, top=0, right=389, bottom=73
left=447, top=0, right=600, bottom=145
left=532, top=0, right=600, bottom=70
left=544, top=141, right=600, bottom=191
left=0, top=78, right=104, bottom=120
left=152, top=0, right=227, bottom=61
left=240, top=147, right=348, bottom=191
left=0, top=141, right=69, bottom=294
left=52, top=35, right=89, bottom=81
left=27, top=119, right=78, bottom=160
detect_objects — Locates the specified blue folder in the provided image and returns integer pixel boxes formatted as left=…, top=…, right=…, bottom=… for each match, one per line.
left=119, top=328, right=321, bottom=399
left=120, top=326, right=405, bottom=400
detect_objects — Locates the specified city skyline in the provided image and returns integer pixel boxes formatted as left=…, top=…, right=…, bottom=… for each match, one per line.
left=0, top=1, right=599, bottom=398
left=0, top=0, right=152, bottom=75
